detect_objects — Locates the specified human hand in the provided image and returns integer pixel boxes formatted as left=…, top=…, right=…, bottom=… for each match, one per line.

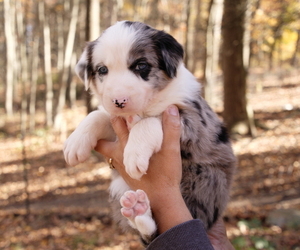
left=95, top=105, right=182, bottom=199
left=95, top=105, right=193, bottom=233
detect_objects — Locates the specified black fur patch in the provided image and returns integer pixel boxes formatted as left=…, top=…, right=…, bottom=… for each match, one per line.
left=192, top=182, right=196, bottom=191
left=181, top=150, right=193, bottom=160
left=191, top=100, right=202, bottom=112
left=190, top=100, right=207, bottom=127
left=188, top=197, right=209, bottom=220
left=86, top=41, right=96, bottom=81
left=125, top=21, right=183, bottom=79
left=129, top=58, right=152, bottom=81
left=213, top=207, right=219, bottom=225
left=217, top=125, right=229, bottom=143
left=195, top=164, right=202, bottom=175
left=151, top=30, right=184, bottom=78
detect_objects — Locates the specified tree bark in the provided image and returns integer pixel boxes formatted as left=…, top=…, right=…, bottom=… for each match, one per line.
left=184, top=0, right=191, bottom=67
left=204, top=0, right=223, bottom=108
left=16, top=0, right=29, bottom=133
left=191, top=0, right=202, bottom=73
left=39, top=1, right=54, bottom=127
left=4, top=0, right=16, bottom=116
left=291, top=30, right=300, bottom=67
left=222, top=0, right=249, bottom=134
left=85, top=0, right=101, bottom=114
left=29, top=38, right=39, bottom=132
left=54, top=0, right=80, bottom=129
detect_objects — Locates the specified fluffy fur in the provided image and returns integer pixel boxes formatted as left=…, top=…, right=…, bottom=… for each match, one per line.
left=64, top=21, right=235, bottom=243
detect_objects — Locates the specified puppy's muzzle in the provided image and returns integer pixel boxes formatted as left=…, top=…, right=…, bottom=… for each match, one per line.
left=113, top=98, right=128, bottom=109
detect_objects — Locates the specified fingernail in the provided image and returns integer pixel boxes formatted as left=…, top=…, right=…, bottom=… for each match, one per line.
left=168, top=105, right=178, bottom=116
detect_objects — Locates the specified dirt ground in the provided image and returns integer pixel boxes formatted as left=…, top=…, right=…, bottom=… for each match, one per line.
left=0, top=68, right=300, bottom=249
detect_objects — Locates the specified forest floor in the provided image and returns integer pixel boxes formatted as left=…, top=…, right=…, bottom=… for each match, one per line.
left=0, top=68, right=300, bottom=250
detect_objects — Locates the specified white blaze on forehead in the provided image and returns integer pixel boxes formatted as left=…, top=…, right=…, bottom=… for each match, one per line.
left=92, top=22, right=137, bottom=69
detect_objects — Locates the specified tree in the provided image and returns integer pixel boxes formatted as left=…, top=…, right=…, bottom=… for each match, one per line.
left=85, top=0, right=101, bottom=114
left=39, top=0, right=53, bottom=127
left=54, top=0, right=80, bottom=129
left=204, top=0, right=224, bottom=108
left=221, top=0, right=250, bottom=134
left=291, top=29, right=300, bottom=66
left=4, top=0, right=16, bottom=116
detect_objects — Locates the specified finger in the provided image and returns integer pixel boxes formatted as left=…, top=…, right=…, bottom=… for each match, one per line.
left=95, top=139, right=126, bottom=172
left=161, top=105, right=181, bottom=150
left=94, top=140, right=116, bottom=158
left=110, top=116, right=129, bottom=148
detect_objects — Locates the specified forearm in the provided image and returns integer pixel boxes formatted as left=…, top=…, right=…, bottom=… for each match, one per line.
left=148, top=188, right=193, bottom=234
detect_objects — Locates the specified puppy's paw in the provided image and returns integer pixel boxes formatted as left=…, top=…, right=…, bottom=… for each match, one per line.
left=123, top=143, right=152, bottom=180
left=64, top=129, right=97, bottom=166
left=123, top=117, right=163, bottom=180
left=120, top=190, right=156, bottom=236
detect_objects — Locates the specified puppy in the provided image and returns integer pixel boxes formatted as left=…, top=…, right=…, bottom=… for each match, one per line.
left=64, top=21, right=235, bottom=243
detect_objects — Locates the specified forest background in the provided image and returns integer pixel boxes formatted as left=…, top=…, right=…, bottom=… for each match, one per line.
left=0, top=0, right=300, bottom=249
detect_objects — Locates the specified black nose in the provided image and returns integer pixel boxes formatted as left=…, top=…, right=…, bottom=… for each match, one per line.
left=113, top=98, right=128, bottom=109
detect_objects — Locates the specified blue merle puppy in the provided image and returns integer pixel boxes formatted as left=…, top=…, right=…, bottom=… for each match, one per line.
left=64, top=21, right=236, bottom=243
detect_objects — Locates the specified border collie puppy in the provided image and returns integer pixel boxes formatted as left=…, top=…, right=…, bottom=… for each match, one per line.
left=64, top=21, right=235, bottom=243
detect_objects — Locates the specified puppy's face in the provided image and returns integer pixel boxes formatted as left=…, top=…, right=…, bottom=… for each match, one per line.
left=76, top=21, right=183, bottom=116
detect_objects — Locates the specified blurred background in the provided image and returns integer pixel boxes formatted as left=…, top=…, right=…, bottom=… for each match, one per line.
left=0, top=0, right=299, bottom=249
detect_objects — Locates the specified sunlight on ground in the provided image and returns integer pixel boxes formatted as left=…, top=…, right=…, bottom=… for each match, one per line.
left=1, top=72, right=300, bottom=249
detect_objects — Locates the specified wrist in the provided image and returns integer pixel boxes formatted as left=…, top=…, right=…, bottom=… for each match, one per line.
left=149, top=188, right=193, bottom=234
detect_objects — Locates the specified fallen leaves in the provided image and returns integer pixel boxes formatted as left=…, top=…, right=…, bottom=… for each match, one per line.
left=1, top=70, right=300, bottom=249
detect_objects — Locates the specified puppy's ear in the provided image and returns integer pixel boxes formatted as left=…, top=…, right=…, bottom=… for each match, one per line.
left=75, top=43, right=95, bottom=90
left=153, top=31, right=184, bottom=78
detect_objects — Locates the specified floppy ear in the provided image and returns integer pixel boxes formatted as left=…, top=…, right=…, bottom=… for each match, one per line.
left=153, top=31, right=184, bottom=78
left=75, top=43, right=95, bottom=91
left=75, top=50, right=88, bottom=90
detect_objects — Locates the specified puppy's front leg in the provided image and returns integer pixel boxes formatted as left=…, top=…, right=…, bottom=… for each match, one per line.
left=64, top=108, right=115, bottom=166
left=124, top=117, right=163, bottom=180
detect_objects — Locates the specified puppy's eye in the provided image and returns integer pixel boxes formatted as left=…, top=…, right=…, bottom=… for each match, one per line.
left=135, top=62, right=148, bottom=71
left=98, top=66, right=108, bottom=75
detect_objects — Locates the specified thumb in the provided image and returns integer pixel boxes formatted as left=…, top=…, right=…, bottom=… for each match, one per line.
left=94, top=116, right=129, bottom=159
left=110, top=116, right=129, bottom=148
left=161, top=105, right=181, bottom=149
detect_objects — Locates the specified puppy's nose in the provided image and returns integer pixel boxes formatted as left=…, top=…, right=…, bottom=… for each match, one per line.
left=113, top=98, right=128, bottom=109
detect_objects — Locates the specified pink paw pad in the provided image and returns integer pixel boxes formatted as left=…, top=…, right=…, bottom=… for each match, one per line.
left=120, top=190, right=149, bottom=220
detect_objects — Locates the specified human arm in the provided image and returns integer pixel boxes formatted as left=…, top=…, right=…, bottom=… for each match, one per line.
left=95, top=105, right=193, bottom=234
left=95, top=105, right=234, bottom=249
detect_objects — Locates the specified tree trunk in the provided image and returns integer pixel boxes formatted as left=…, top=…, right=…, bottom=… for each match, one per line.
left=204, top=0, right=223, bottom=108
left=268, top=4, right=286, bottom=71
left=222, top=0, right=249, bottom=134
left=184, top=0, right=191, bottom=67
left=191, top=0, right=202, bottom=74
left=268, top=25, right=282, bottom=71
left=29, top=38, right=39, bottom=132
left=4, top=0, right=16, bottom=116
left=56, top=11, right=64, bottom=72
left=54, top=0, right=80, bottom=129
left=85, top=0, right=101, bottom=114
left=69, top=51, right=77, bottom=108
left=89, top=0, right=101, bottom=40
left=291, top=30, right=300, bottom=67
left=39, top=1, right=54, bottom=127
left=16, top=0, right=30, bottom=133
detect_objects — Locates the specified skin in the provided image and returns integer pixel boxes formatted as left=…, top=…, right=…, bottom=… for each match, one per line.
left=95, top=105, right=234, bottom=250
